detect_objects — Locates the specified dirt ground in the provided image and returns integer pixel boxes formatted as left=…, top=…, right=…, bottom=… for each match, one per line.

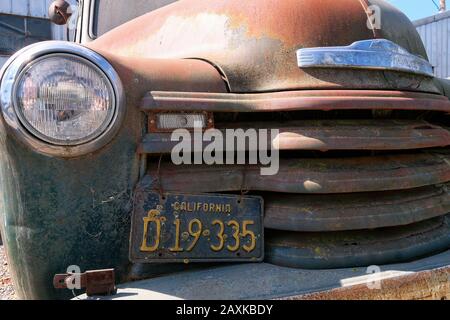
left=0, top=240, right=15, bottom=300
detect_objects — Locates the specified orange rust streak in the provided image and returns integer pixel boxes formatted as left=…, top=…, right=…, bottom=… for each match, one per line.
left=282, top=266, right=450, bottom=300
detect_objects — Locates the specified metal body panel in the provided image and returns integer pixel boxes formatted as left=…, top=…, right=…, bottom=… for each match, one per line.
left=0, top=123, right=139, bottom=299
left=75, top=250, right=450, bottom=300
left=97, top=54, right=228, bottom=96
left=0, top=50, right=227, bottom=299
left=293, top=266, right=450, bottom=300
left=87, top=0, right=437, bottom=93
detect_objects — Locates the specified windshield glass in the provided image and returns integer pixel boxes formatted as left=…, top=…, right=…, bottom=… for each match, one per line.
left=92, top=0, right=178, bottom=38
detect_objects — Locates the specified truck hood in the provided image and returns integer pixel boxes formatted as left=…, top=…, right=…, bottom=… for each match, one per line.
left=88, top=0, right=437, bottom=93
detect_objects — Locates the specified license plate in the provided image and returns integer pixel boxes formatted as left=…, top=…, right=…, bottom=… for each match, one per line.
left=130, top=191, right=264, bottom=263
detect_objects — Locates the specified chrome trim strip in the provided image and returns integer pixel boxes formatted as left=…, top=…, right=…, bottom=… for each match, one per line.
left=297, top=39, right=434, bottom=77
left=0, top=41, right=126, bottom=157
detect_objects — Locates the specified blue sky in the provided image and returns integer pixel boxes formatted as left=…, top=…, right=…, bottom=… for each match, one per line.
left=387, top=0, right=441, bottom=21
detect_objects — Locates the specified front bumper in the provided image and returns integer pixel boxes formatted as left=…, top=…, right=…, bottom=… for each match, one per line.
left=76, top=249, right=450, bottom=300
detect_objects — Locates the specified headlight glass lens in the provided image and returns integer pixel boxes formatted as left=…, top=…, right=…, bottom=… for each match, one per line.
left=14, top=54, right=115, bottom=145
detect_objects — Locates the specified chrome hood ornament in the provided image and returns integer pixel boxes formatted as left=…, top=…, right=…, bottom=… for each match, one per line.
left=297, top=39, right=434, bottom=77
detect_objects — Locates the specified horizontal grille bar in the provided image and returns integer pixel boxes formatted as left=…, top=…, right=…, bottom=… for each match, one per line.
left=146, top=152, right=450, bottom=194
left=264, top=184, right=450, bottom=232
left=265, top=215, right=450, bottom=269
left=139, top=119, right=450, bottom=154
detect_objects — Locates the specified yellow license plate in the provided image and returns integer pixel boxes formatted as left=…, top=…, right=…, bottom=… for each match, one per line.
left=129, top=191, right=264, bottom=262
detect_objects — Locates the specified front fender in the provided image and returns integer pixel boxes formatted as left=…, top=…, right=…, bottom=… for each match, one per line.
left=0, top=47, right=227, bottom=299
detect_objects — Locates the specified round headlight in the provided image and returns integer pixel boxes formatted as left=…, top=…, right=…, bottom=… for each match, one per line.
left=14, top=54, right=115, bottom=145
left=0, top=41, right=125, bottom=157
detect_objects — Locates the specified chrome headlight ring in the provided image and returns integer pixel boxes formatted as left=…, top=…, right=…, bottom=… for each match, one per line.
left=0, top=41, right=125, bottom=157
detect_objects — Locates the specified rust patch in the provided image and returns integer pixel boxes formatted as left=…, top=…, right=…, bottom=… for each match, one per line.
left=87, top=0, right=434, bottom=93
left=283, top=266, right=450, bottom=300
left=54, top=269, right=116, bottom=297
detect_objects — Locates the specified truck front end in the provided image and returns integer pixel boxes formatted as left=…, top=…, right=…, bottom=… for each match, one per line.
left=1, top=0, right=449, bottom=299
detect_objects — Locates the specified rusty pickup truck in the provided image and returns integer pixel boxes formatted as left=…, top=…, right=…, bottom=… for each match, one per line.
left=0, top=0, right=449, bottom=299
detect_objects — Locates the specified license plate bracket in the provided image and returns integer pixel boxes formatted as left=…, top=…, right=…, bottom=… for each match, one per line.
left=130, top=191, right=264, bottom=263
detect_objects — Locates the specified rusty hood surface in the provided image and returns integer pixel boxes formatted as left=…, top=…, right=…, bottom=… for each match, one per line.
left=88, top=0, right=434, bottom=93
